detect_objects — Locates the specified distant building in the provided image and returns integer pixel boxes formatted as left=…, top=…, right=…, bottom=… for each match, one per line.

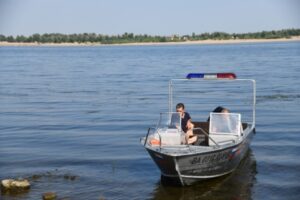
left=170, top=34, right=180, bottom=41
left=182, top=35, right=189, bottom=41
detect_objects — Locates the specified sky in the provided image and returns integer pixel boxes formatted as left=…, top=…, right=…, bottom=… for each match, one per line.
left=0, top=0, right=299, bottom=36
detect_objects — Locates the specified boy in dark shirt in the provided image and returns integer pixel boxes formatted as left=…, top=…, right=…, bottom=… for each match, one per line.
left=176, top=103, right=197, bottom=144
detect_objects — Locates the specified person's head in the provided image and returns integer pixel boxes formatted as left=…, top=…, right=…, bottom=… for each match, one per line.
left=207, top=106, right=230, bottom=121
left=221, top=108, right=229, bottom=113
left=212, top=106, right=229, bottom=113
left=176, top=103, right=185, bottom=113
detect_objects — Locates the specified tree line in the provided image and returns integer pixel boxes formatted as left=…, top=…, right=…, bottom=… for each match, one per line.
left=0, top=29, right=299, bottom=44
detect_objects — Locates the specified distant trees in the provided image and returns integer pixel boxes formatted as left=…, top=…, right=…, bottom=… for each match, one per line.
left=0, top=29, right=299, bottom=44
left=232, top=29, right=300, bottom=39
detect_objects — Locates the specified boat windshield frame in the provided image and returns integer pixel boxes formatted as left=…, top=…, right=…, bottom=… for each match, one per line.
left=168, top=78, right=256, bottom=130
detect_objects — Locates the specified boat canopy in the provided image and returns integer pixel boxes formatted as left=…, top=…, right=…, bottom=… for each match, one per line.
left=169, top=73, right=256, bottom=129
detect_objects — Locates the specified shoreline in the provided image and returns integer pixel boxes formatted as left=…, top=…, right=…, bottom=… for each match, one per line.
left=1, top=36, right=300, bottom=47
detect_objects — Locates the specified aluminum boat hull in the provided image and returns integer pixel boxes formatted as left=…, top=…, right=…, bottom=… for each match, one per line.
left=146, top=128, right=255, bottom=186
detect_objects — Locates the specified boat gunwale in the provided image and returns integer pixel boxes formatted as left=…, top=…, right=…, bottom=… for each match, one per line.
left=145, top=126, right=254, bottom=158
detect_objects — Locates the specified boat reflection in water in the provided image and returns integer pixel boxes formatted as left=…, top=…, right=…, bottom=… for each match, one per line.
left=151, top=149, right=257, bottom=200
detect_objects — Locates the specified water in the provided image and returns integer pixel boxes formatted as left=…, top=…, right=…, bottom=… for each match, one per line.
left=0, top=42, right=299, bottom=200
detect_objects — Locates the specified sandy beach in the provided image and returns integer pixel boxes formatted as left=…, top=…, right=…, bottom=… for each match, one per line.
left=0, top=36, right=300, bottom=47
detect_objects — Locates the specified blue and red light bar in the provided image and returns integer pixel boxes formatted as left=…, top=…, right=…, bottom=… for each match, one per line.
left=186, top=73, right=237, bottom=79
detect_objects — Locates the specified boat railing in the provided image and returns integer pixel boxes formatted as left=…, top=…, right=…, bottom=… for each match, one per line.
left=144, top=127, right=163, bottom=150
left=144, top=127, right=154, bottom=145
left=145, top=127, right=212, bottom=149
left=144, top=127, right=239, bottom=151
left=192, top=127, right=220, bottom=148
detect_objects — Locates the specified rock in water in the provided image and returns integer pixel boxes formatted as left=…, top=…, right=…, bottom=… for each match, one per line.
left=1, top=179, right=14, bottom=189
left=42, top=192, right=57, bottom=200
left=1, top=179, right=30, bottom=190
left=11, top=179, right=30, bottom=188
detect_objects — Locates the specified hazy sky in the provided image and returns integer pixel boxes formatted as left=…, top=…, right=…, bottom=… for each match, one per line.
left=0, top=0, right=299, bottom=36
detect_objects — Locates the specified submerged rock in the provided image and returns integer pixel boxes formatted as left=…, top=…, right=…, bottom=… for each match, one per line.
left=63, top=174, right=78, bottom=181
left=1, top=179, right=30, bottom=191
left=42, top=192, right=57, bottom=200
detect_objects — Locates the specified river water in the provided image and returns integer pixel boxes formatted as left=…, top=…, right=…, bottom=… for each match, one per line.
left=0, top=41, right=299, bottom=200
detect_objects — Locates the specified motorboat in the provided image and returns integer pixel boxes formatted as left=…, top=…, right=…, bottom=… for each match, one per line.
left=141, top=73, right=256, bottom=186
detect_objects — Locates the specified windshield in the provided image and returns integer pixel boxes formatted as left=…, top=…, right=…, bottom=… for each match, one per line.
left=209, top=112, right=241, bottom=135
left=156, top=112, right=181, bottom=131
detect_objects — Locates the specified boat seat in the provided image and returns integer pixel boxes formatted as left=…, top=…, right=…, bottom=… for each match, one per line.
left=193, top=122, right=209, bottom=146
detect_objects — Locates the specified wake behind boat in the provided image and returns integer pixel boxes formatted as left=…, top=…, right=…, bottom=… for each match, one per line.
left=141, top=73, right=256, bottom=186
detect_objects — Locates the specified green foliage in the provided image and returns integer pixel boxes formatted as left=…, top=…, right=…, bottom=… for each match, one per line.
left=1, top=29, right=299, bottom=44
